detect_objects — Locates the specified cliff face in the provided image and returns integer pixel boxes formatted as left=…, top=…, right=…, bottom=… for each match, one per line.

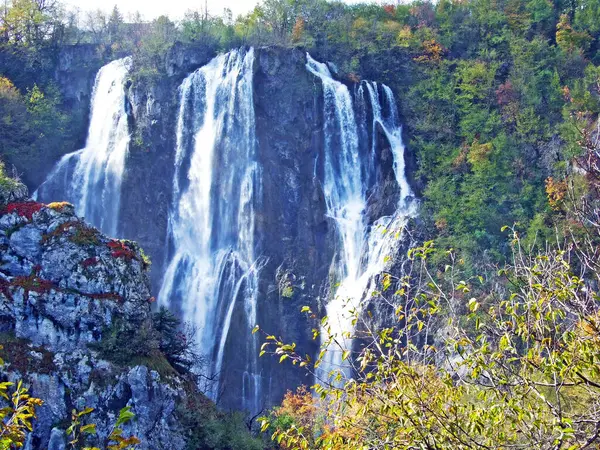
left=0, top=184, right=197, bottom=450
left=37, top=45, right=412, bottom=412
left=54, top=45, right=107, bottom=151
left=118, top=44, right=217, bottom=292
left=118, top=47, right=341, bottom=409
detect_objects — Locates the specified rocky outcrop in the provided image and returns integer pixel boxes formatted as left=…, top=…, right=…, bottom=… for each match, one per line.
left=0, top=182, right=203, bottom=449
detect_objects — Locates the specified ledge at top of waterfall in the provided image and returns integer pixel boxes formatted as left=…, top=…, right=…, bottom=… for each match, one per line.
left=158, top=48, right=264, bottom=414
left=306, top=52, right=418, bottom=387
left=34, top=56, right=132, bottom=238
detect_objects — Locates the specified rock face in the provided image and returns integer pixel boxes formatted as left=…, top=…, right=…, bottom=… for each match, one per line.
left=118, top=44, right=216, bottom=292
left=0, top=183, right=196, bottom=450
left=248, top=47, right=333, bottom=408
left=37, top=45, right=413, bottom=412
left=54, top=45, right=107, bottom=143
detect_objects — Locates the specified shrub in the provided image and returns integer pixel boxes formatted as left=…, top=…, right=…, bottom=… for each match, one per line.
left=92, top=318, right=159, bottom=367
left=46, top=201, right=72, bottom=212
left=261, top=238, right=600, bottom=449
left=153, top=307, right=201, bottom=374
left=107, top=240, right=136, bottom=261
left=3, top=201, right=43, bottom=220
left=0, top=344, right=44, bottom=449
left=71, top=224, right=101, bottom=246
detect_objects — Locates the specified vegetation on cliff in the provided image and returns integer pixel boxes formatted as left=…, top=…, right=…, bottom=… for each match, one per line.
left=260, top=131, right=600, bottom=448
left=1, top=0, right=600, bottom=272
left=2, top=0, right=600, bottom=448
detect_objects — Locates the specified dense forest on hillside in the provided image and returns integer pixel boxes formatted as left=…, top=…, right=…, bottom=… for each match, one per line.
left=2, top=0, right=600, bottom=272
left=2, top=0, right=600, bottom=448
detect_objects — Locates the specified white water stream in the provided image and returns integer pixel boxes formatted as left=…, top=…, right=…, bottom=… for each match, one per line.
left=158, top=48, right=263, bottom=413
left=35, top=57, right=132, bottom=237
left=307, top=55, right=416, bottom=384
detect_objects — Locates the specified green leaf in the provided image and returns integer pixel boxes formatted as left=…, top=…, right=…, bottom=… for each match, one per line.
left=115, top=406, right=135, bottom=428
left=80, top=423, right=97, bottom=435
left=77, top=407, right=94, bottom=417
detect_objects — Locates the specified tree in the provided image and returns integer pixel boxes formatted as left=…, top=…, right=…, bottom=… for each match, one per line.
left=153, top=307, right=202, bottom=373
left=84, top=9, right=107, bottom=45
left=0, top=0, right=62, bottom=47
left=261, top=233, right=600, bottom=448
left=107, top=5, right=123, bottom=46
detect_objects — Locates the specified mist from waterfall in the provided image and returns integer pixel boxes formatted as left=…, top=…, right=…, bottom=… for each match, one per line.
left=158, top=48, right=263, bottom=413
left=35, top=57, right=132, bottom=237
left=307, top=54, right=416, bottom=385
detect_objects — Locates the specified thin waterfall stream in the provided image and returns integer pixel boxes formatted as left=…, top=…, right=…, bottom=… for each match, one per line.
left=35, top=57, right=132, bottom=237
left=307, top=54, right=416, bottom=384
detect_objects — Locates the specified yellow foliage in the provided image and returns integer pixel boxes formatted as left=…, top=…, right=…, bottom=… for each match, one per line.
left=47, top=201, right=73, bottom=212
left=556, top=14, right=592, bottom=52
left=396, top=25, right=413, bottom=47
left=0, top=77, right=21, bottom=102
left=467, top=140, right=493, bottom=165
left=414, top=39, right=445, bottom=63
left=545, top=176, right=567, bottom=210
left=291, top=17, right=305, bottom=44
left=0, top=379, right=44, bottom=448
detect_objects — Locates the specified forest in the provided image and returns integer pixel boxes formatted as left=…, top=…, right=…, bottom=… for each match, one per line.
left=1, top=0, right=600, bottom=448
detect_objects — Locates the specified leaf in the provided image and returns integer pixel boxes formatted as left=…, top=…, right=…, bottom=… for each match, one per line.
left=80, top=423, right=97, bottom=435
left=115, top=406, right=135, bottom=428
left=77, top=407, right=94, bottom=417
left=468, top=298, right=479, bottom=312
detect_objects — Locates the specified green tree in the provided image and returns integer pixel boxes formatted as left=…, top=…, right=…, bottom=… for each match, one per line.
left=0, top=0, right=62, bottom=48
left=261, top=236, right=600, bottom=448
left=107, top=5, right=123, bottom=47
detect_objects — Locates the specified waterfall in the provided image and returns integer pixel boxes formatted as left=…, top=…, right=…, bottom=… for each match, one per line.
left=158, top=48, right=263, bottom=413
left=35, top=57, right=132, bottom=237
left=307, top=55, right=416, bottom=385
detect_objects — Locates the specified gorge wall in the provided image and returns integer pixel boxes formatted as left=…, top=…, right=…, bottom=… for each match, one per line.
left=35, top=45, right=417, bottom=413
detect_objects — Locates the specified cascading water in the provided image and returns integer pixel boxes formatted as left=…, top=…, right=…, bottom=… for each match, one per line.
left=35, top=57, right=132, bottom=237
left=158, top=48, right=263, bottom=413
left=307, top=55, right=416, bottom=385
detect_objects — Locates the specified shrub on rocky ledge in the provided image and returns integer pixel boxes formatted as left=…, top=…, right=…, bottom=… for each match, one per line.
left=46, top=201, right=73, bottom=213
left=71, top=223, right=101, bottom=246
left=0, top=333, right=56, bottom=375
left=2, top=201, right=43, bottom=220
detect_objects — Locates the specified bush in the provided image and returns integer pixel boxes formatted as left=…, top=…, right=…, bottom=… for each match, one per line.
left=261, top=237, right=600, bottom=449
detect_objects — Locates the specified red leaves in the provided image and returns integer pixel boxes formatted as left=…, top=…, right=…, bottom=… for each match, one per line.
left=81, top=257, right=99, bottom=268
left=495, top=81, right=517, bottom=106
left=3, top=202, right=44, bottom=220
left=13, top=274, right=55, bottom=294
left=107, top=240, right=136, bottom=261
left=383, top=4, right=396, bottom=16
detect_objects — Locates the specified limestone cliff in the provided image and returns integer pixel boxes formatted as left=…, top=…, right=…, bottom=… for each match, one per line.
left=34, top=45, right=415, bottom=412
left=0, top=182, right=257, bottom=450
